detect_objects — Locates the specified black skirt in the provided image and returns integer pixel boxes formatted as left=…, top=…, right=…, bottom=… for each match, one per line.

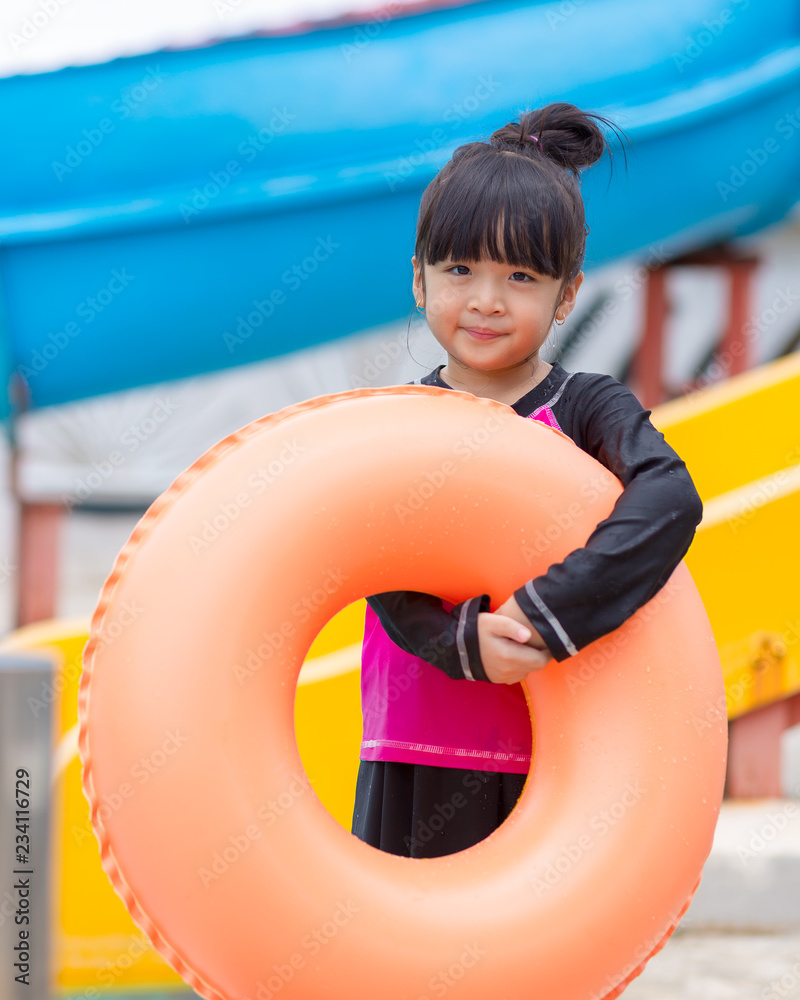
left=351, top=759, right=527, bottom=858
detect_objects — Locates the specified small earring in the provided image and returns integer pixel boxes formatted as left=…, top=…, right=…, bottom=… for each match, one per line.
left=555, top=316, right=564, bottom=326
left=416, top=301, right=425, bottom=313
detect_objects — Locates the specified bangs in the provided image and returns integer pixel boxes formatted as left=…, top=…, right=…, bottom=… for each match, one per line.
left=418, top=153, right=579, bottom=282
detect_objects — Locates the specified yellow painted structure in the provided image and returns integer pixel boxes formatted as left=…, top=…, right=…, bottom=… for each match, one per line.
left=2, top=352, right=799, bottom=992
left=652, top=352, right=800, bottom=719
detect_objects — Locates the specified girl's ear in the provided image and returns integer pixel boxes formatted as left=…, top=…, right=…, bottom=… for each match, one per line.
left=558, top=271, right=583, bottom=319
left=411, top=255, right=423, bottom=302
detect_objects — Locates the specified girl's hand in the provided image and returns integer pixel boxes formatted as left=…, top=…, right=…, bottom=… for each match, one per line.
left=477, top=611, right=552, bottom=684
left=494, top=594, right=549, bottom=649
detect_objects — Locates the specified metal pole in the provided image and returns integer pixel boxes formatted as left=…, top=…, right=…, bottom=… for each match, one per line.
left=0, top=653, right=55, bottom=1000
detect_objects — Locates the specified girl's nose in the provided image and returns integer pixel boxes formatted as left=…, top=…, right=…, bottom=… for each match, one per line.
left=468, top=285, right=504, bottom=314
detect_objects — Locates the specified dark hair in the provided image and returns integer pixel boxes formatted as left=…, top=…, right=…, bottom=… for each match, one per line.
left=414, top=102, right=628, bottom=299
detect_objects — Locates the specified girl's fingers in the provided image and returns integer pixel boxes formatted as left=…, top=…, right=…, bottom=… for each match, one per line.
left=489, top=612, right=531, bottom=643
left=478, top=613, right=553, bottom=683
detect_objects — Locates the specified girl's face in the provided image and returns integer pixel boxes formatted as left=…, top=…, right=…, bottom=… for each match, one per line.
left=412, top=254, right=583, bottom=375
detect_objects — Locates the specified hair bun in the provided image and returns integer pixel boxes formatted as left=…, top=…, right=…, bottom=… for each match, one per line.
left=490, top=101, right=624, bottom=175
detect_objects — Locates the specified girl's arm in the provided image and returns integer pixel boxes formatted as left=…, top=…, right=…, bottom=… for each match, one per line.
left=510, top=374, right=703, bottom=661
left=367, top=591, right=549, bottom=683
left=365, top=591, right=494, bottom=681
left=367, top=373, right=701, bottom=678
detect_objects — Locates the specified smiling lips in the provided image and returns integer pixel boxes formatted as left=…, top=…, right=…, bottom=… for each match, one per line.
left=465, top=327, right=505, bottom=339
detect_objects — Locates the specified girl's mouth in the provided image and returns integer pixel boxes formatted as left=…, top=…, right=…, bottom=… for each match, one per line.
left=465, top=328, right=504, bottom=340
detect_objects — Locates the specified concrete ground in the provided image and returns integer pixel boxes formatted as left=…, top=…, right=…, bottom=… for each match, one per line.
left=623, top=930, right=800, bottom=999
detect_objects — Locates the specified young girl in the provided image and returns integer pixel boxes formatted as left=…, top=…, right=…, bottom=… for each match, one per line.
left=350, top=102, right=703, bottom=859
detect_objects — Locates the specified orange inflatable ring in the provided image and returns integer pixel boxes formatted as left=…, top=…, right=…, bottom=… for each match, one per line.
left=78, top=385, right=727, bottom=1000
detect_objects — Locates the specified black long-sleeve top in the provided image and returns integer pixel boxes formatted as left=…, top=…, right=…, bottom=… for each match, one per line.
left=366, top=361, right=703, bottom=683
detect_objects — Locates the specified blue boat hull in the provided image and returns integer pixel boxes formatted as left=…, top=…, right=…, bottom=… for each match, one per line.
left=1, top=0, right=799, bottom=413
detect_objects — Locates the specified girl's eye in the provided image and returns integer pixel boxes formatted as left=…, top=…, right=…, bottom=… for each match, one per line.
left=447, top=264, right=536, bottom=285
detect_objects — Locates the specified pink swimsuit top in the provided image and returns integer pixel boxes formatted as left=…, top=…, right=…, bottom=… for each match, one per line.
left=358, top=403, right=562, bottom=773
